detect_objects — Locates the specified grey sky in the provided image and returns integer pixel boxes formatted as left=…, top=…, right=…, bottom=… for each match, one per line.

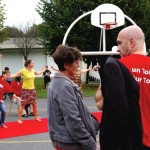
left=2, top=0, right=42, bottom=27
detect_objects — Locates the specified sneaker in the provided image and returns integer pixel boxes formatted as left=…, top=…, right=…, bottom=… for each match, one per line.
left=1, top=124, right=7, bottom=128
left=29, top=112, right=34, bottom=116
left=21, top=114, right=28, bottom=118
left=24, top=114, right=28, bottom=118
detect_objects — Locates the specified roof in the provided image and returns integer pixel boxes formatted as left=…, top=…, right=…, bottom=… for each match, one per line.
left=0, top=38, right=44, bottom=49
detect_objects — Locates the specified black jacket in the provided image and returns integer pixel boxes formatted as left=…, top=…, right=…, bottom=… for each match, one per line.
left=100, top=57, right=142, bottom=150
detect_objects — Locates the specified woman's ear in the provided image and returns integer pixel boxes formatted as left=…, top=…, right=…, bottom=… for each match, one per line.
left=64, top=63, right=69, bottom=70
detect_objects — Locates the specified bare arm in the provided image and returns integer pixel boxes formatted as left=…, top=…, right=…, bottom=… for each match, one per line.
left=12, top=94, right=25, bottom=102
left=34, top=67, right=45, bottom=75
left=51, top=66, right=59, bottom=72
left=80, top=67, right=92, bottom=73
left=93, top=63, right=100, bottom=71
left=95, top=84, right=104, bottom=110
left=10, top=72, right=21, bottom=78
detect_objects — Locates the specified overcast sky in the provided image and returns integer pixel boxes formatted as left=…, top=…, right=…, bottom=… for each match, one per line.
left=2, top=0, right=42, bottom=27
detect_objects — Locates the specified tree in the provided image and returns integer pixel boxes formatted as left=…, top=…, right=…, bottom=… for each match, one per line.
left=36, top=0, right=150, bottom=54
left=6, top=23, right=39, bottom=61
left=6, top=26, right=24, bottom=38
left=0, top=0, right=7, bottom=43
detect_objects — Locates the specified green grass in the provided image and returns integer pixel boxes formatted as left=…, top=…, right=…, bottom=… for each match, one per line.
left=35, top=77, right=99, bottom=98
left=82, top=83, right=99, bottom=97
left=35, top=77, right=47, bottom=98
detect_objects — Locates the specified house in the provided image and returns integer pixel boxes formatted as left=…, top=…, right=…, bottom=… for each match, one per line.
left=0, top=38, right=58, bottom=76
left=0, top=38, right=100, bottom=82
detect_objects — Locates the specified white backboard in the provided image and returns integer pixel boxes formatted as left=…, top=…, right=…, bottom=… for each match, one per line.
left=91, top=3, right=125, bottom=29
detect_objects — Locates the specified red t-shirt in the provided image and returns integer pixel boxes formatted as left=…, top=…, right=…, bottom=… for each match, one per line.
left=119, top=54, right=150, bottom=147
left=0, top=76, right=13, bottom=100
left=10, top=80, right=23, bottom=97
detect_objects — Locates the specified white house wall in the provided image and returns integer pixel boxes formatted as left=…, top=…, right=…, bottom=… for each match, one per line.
left=28, top=49, right=46, bottom=74
left=0, top=48, right=61, bottom=78
left=1, top=50, right=23, bottom=74
left=0, top=49, right=50, bottom=75
left=47, top=56, right=58, bottom=75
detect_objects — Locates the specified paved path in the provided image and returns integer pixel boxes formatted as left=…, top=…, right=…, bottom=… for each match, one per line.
left=0, top=97, right=100, bottom=150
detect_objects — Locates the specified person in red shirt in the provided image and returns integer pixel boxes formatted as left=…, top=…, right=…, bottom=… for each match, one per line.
left=0, top=70, right=21, bottom=128
left=10, top=76, right=28, bottom=117
left=117, top=25, right=150, bottom=150
left=10, top=76, right=22, bottom=97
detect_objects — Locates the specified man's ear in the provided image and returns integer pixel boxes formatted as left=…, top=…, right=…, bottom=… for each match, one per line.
left=129, top=37, right=135, bottom=48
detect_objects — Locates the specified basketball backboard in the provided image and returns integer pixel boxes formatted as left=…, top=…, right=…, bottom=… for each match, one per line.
left=91, top=3, right=125, bottom=30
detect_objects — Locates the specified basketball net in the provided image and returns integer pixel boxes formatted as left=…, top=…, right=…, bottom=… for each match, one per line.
left=103, top=22, right=117, bottom=30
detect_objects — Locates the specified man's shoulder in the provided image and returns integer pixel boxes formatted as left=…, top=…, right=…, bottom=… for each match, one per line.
left=105, top=56, right=119, bottom=66
left=120, top=54, right=150, bottom=66
left=120, top=54, right=149, bottom=60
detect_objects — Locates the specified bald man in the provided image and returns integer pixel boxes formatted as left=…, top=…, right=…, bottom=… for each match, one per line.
left=117, top=25, right=146, bottom=57
left=117, top=25, right=150, bottom=150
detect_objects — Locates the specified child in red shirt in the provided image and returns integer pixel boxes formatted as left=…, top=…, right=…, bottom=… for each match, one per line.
left=0, top=71, right=21, bottom=128
left=10, top=76, right=28, bottom=117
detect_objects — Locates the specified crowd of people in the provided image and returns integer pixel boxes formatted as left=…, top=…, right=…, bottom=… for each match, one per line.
left=0, top=60, right=94, bottom=128
left=0, top=60, right=45, bottom=127
left=0, top=25, right=150, bottom=150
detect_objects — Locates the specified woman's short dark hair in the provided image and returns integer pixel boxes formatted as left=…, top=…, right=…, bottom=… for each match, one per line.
left=52, top=45, right=82, bottom=71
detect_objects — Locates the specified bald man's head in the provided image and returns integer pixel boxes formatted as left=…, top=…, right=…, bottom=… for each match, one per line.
left=117, top=25, right=146, bottom=57
left=119, top=25, right=145, bottom=42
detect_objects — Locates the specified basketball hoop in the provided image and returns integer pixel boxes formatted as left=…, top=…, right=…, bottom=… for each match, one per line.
left=103, top=22, right=117, bottom=30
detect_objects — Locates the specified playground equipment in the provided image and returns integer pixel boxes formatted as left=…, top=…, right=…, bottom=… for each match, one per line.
left=62, top=3, right=137, bottom=55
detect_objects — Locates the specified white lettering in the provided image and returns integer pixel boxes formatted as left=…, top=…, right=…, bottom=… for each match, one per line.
left=143, top=77, right=150, bottom=83
left=142, top=68, right=150, bottom=75
left=132, top=68, right=140, bottom=73
left=134, top=76, right=142, bottom=82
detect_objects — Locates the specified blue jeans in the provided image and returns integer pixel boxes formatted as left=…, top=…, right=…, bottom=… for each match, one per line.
left=0, top=102, right=6, bottom=125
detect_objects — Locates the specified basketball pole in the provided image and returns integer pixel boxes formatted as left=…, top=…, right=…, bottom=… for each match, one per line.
left=62, top=11, right=92, bottom=45
left=62, top=11, right=137, bottom=56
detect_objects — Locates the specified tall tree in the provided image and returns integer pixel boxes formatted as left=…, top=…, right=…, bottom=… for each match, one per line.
left=0, top=0, right=7, bottom=43
left=6, top=23, right=39, bottom=61
left=36, top=0, right=150, bottom=53
left=6, top=26, right=24, bottom=38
